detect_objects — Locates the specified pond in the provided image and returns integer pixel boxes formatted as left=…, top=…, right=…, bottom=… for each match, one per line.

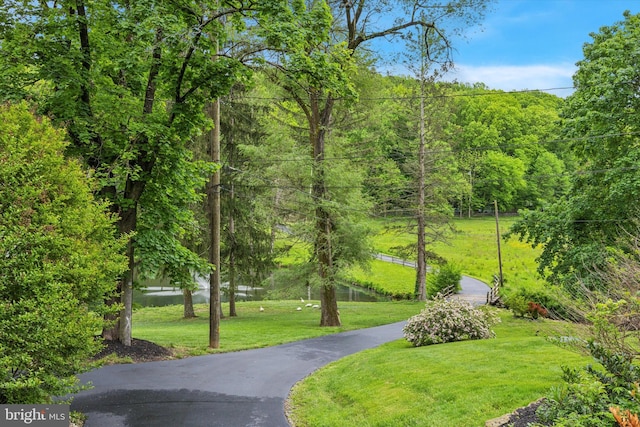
left=134, top=275, right=386, bottom=307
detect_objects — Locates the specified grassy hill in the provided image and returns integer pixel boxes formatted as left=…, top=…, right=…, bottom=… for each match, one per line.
left=347, top=216, right=546, bottom=298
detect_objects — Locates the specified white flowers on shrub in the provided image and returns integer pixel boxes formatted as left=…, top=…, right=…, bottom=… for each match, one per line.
left=403, top=295, right=500, bottom=347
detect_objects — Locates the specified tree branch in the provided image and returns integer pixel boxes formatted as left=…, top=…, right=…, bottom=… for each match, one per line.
left=175, top=30, right=203, bottom=104
left=75, top=0, right=91, bottom=107
left=143, top=28, right=163, bottom=115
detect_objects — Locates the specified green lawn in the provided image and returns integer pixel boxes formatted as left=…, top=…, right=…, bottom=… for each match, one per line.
left=347, top=259, right=416, bottom=298
left=131, top=300, right=424, bottom=356
left=287, top=313, right=588, bottom=427
left=274, top=216, right=545, bottom=299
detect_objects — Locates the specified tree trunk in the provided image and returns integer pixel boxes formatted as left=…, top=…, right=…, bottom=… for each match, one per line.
left=309, top=92, right=341, bottom=327
left=228, top=259, right=237, bottom=317
left=415, top=75, right=427, bottom=301
left=208, top=99, right=222, bottom=348
left=228, top=211, right=237, bottom=318
left=228, top=210, right=237, bottom=317
left=183, top=289, right=196, bottom=318
left=103, top=27, right=162, bottom=345
left=317, top=207, right=340, bottom=326
left=119, top=242, right=134, bottom=346
left=102, top=190, right=139, bottom=345
left=320, top=278, right=340, bottom=326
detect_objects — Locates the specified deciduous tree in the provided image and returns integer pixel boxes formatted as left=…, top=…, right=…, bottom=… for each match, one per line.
left=510, top=12, right=640, bottom=288
left=0, top=0, right=309, bottom=345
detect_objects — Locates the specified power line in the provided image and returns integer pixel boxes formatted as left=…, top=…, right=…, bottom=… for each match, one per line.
left=224, top=85, right=575, bottom=103
left=222, top=130, right=640, bottom=166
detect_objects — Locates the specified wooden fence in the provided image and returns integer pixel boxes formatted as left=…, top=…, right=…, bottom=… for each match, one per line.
left=486, top=274, right=501, bottom=305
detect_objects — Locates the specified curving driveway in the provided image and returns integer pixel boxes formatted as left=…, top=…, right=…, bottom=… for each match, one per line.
left=375, top=253, right=491, bottom=306
left=71, top=264, right=490, bottom=427
left=71, top=322, right=407, bottom=427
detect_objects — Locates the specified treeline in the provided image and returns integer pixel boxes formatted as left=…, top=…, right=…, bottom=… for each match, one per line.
left=220, top=73, right=569, bottom=227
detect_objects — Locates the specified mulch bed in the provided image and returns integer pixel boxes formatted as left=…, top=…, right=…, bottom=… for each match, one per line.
left=93, top=338, right=174, bottom=363
left=499, top=399, right=551, bottom=427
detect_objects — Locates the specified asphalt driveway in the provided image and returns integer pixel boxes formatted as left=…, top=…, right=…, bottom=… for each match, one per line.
left=71, top=321, right=406, bottom=427
left=71, top=277, right=490, bottom=427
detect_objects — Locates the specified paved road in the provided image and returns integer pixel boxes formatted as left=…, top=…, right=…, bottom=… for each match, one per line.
left=71, top=322, right=406, bottom=427
left=71, top=260, right=490, bottom=427
left=457, top=275, right=492, bottom=306
left=375, top=253, right=491, bottom=306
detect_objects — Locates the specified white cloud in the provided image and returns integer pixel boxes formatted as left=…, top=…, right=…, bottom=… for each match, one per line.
left=447, top=63, right=577, bottom=97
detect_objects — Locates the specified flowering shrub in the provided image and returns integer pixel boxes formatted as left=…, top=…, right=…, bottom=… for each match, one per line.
left=403, top=296, right=500, bottom=347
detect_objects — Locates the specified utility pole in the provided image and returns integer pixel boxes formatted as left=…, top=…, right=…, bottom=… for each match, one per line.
left=493, top=200, right=503, bottom=288
left=208, top=98, right=221, bottom=349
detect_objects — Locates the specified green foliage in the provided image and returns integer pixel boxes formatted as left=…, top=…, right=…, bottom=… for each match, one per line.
left=346, top=260, right=415, bottom=299
left=510, top=12, right=640, bottom=290
left=0, top=103, right=127, bottom=403
left=136, top=152, right=215, bottom=289
left=537, top=343, right=640, bottom=427
left=449, top=85, right=565, bottom=213
left=0, top=0, right=334, bottom=338
left=427, top=263, right=462, bottom=297
left=475, top=150, right=527, bottom=211
left=403, top=296, right=499, bottom=346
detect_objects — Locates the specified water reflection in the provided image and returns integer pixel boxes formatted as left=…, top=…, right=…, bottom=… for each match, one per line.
left=134, top=276, right=384, bottom=307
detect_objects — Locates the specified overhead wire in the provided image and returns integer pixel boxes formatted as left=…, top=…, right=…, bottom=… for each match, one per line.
left=224, top=85, right=576, bottom=102
left=215, top=83, right=640, bottom=227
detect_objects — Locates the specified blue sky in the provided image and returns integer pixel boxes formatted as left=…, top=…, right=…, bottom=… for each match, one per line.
left=445, top=0, right=640, bottom=97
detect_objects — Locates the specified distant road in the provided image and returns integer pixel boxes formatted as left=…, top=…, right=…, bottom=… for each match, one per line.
left=374, top=253, right=491, bottom=306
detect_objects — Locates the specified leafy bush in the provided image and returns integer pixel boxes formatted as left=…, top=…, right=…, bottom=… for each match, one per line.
left=504, top=287, right=565, bottom=319
left=0, top=104, right=127, bottom=403
left=427, top=263, right=462, bottom=297
left=504, top=292, right=530, bottom=317
left=537, top=342, right=640, bottom=426
left=403, top=296, right=499, bottom=346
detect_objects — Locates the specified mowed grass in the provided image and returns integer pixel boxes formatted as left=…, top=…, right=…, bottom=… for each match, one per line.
left=347, top=259, right=416, bottom=298
left=365, top=216, right=546, bottom=296
left=273, top=216, right=542, bottom=299
left=287, top=313, right=589, bottom=427
left=132, top=300, right=424, bottom=356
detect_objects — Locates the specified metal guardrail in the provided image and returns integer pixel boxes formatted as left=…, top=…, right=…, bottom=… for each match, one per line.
left=374, top=253, right=416, bottom=268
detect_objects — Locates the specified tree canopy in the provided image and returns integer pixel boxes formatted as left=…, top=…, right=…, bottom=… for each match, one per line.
left=510, top=11, right=640, bottom=288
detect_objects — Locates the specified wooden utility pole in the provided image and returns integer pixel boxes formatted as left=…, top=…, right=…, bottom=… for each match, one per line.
left=208, top=99, right=221, bottom=349
left=493, top=200, right=504, bottom=287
